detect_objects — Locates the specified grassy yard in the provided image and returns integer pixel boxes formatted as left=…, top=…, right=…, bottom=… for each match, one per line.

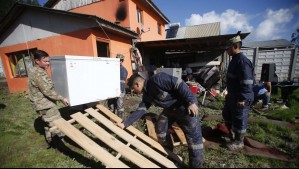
left=0, top=85, right=298, bottom=168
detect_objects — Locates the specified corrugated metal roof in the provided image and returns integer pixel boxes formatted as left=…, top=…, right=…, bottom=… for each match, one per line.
left=137, top=32, right=250, bottom=52
left=166, top=22, right=220, bottom=39
left=243, top=39, right=293, bottom=48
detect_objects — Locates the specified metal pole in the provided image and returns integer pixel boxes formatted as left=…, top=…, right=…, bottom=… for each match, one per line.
left=290, top=47, right=298, bottom=81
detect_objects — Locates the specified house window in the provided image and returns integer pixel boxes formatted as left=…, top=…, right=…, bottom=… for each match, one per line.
left=137, top=7, right=143, bottom=24
left=7, top=49, right=36, bottom=78
left=157, top=22, right=162, bottom=35
left=96, top=41, right=110, bottom=57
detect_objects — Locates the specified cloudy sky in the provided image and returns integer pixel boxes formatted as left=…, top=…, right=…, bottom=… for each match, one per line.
left=152, top=0, right=299, bottom=42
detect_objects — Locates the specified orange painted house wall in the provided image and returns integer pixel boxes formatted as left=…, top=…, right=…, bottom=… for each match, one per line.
left=0, top=28, right=133, bottom=93
left=128, top=0, right=166, bottom=41
left=1, top=0, right=168, bottom=93
left=89, top=29, right=133, bottom=77
left=70, top=0, right=166, bottom=41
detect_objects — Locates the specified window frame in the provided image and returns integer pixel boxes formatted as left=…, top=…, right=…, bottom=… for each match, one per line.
left=137, top=7, right=143, bottom=24
left=6, top=49, right=36, bottom=78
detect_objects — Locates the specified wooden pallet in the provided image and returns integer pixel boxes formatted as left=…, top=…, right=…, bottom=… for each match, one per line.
left=145, top=115, right=188, bottom=147
left=51, top=105, right=183, bottom=168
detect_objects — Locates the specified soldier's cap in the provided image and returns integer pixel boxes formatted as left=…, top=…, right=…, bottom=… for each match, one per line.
left=116, top=54, right=125, bottom=60
left=225, top=35, right=242, bottom=49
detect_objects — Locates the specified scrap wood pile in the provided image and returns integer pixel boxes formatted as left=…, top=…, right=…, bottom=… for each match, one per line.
left=50, top=105, right=183, bottom=168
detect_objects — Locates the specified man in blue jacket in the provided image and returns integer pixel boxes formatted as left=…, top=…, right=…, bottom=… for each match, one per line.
left=253, top=81, right=271, bottom=110
left=108, top=54, right=128, bottom=119
left=222, top=35, right=254, bottom=150
left=117, top=72, right=204, bottom=168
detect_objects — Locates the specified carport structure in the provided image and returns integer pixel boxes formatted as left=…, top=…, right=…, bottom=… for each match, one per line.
left=136, top=32, right=250, bottom=72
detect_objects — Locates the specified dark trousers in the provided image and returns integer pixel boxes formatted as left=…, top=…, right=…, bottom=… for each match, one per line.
left=222, top=96, right=251, bottom=134
left=155, top=105, right=204, bottom=168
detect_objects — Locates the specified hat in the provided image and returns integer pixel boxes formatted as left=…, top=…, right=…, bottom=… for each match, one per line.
left=226, top=35, right=242, bottom=48
left=116, top=54, right=125, bottom=60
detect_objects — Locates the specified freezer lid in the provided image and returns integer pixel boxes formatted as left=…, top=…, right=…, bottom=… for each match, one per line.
left=50, top=55, right=120, bottom=62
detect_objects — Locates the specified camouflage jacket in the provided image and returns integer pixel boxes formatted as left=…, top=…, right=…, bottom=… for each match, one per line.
left=28, top=66, right=64, bottom=111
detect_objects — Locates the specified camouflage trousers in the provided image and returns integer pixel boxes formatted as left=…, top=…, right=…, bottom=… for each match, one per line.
left=108, top=92, right=125, bottom=113
left=37, top=107, right=64, bottom=142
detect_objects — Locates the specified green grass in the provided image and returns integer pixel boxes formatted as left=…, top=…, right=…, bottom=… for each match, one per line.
left=0, top=87, right=299, bottom=168
left=270, top=88, right=299, bottom=122
left=0, top=87, right=97, bottom=168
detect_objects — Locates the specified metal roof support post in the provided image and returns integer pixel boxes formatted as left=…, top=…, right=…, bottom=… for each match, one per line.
left=290, top=47, right=298, bottom=81
left=254, top=47, right=259, bottom=81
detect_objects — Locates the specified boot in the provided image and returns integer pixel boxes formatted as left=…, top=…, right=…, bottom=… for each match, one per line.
left=227, top=132, right=245, bottom=151
left=44, top=127, right=52, bottom=146
left=52, top=129, right=65, bottom=139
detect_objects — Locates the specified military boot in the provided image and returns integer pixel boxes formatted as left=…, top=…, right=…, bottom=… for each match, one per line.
left=44, top=127, right=52, bottom=145
left=227, top=132, right=245, bottom=151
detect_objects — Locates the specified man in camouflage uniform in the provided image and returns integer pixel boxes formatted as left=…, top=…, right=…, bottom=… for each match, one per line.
left=108, top=53, right=128, bottom=119
left=28, top=50, right=69, bottom=145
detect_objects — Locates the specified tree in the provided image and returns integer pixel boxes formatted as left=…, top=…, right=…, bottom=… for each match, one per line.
left=291, top=27, right=299, bottom=48
left=0, top=0, right=40, bottom=21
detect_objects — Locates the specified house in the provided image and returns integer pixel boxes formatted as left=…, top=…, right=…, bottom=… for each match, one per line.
left=0, top=0, right=170, bottom=93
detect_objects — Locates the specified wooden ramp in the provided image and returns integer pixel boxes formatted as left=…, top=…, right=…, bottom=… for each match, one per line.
left=51, top=105, right=183, bottom=168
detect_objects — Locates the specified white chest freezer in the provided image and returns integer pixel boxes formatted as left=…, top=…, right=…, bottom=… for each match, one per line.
left=50, top=55, right=120, bottom=106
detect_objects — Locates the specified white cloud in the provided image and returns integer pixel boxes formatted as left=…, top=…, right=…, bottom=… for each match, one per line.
left=185, top=9, right=253, bottom=34
left=184, top=6, right=298, bottom=41
left=255, top=8, right=293, bottom=40
left=291, top=4, right=299, bottom=30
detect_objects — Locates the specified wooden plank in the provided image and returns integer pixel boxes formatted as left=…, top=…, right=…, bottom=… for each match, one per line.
left=170, top=133, right=181, bottom=147
left=49, top=112, right=89, bottom=132
left=171, top=122, right=187, bottom=146
left=145, top=116, right=183, bottom=147
left=116, top=135, right=137, bottom=159
left=96, top=104, right=183, bottom=164
left=52, top=118, right=128, bottom=168
left=145, top=116, right=158, bottom=141
left=71, top=112, right=159, bottom=168
left=86, top=108, right=177, bottom=168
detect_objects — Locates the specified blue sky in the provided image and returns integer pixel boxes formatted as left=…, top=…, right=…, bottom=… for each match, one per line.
left=152, top=0, right=299, bottom=42
left=38, top=0, right=299, bottom=42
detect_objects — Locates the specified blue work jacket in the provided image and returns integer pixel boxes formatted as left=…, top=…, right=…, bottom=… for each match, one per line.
left=226, top=52, right=254, bottom=101
left=123, top=72, right=198, bottom=127
left=120, top=65, right=128, bottom=93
